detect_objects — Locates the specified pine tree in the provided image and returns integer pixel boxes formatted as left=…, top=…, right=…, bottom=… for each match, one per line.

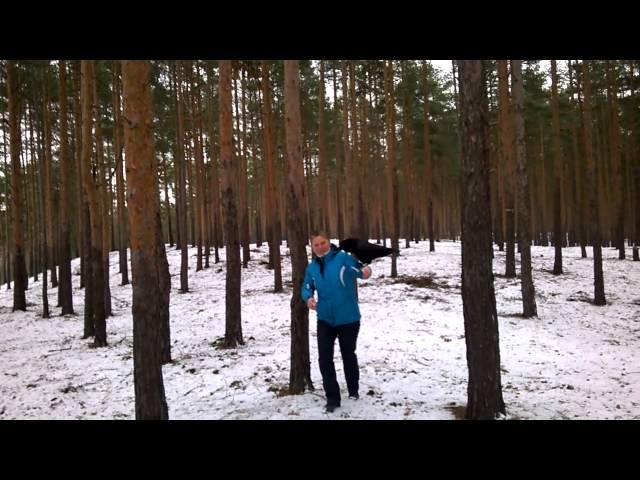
left=219, top=60, right=243, bottom=347
left=284, top=60, right=314, bottom=394
left=457, top=59, right=505, bottom=420
left=7, top=61, right=27, bottom=310
left=122, top=60, right=169, bottom=420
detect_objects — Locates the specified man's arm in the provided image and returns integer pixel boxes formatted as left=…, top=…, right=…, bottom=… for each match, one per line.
left=344, top=253, right=372, bottom=280
left=301, top=266, right=316, bottom=305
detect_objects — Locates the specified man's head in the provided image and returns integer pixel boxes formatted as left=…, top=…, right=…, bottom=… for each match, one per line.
left=310, top=231, right=331, bottom=257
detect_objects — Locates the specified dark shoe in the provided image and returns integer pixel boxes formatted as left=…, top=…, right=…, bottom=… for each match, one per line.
left=325, top=403, right=340, bottom=413
left=348, top=393, right=359, bottom=400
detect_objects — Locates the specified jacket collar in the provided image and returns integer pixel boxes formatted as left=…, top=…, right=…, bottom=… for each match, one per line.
left=314, top=243, right=339, bottom=263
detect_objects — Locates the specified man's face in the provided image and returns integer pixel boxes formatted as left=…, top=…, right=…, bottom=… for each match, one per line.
left=312, top=235, right=330, bottom=257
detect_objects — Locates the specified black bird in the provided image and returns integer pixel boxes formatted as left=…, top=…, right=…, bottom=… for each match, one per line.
left=338, top=238, right=396, bottom=264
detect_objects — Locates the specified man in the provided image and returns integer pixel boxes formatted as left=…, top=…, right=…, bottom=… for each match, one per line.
left=301, top=231, right=372, bottom=413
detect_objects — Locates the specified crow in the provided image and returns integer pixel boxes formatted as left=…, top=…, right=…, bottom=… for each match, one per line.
left=338, top=238, right=397, bottom=264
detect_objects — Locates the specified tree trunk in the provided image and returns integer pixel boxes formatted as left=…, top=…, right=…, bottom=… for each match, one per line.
left=108, top=140, right=116, bottom=255
left=349, top=61, right=364, bottom=239
left=493, top=131, right=505, bottom=252
left=605, top=61, right=625, bottom=259
left=631, top=61, right=640, bottom=261
left=72, top=62, right=86, bottom=288
left=332, top=63, right=344, bottom=240
left=341, top=61, right=355, bottom=236
left=204, top=161, right=211, bottom=269
left=401, top=61, right=413, bottom=249
left=422, top=61, right=436, bottom=252
left=30, top=104, right=39, bottom=285
left=198, top=92, right=211, bottom=270
left=176, top=61, right=189, bottom=293
left=284, top=60, right=314, bottom=394
left=318, top=61, right=329, bottom=236
left=384, top=61, right=400, bottom=277
left=372, top=70, right=386, bottom=246
left=206, top=61, right=221, bottom=264
left=113, top=61, right=129, bottom=285
left=122, top=60, right=169, bottom=420
left=239, top=66, right=251, bottom=268
left=249, top=80, right=262, bottom=248
left=42, top=67, right=58, bottom=290
left=94, top=74, right=112, bottom=318
left=457, top=59, right=505, bottom=420
left=81, top=60, right=107, bottom=347
left=39, top=109, right=50, bottom=319
left=498, top=61, right=516, bottom=278
left=538, top=121, right=548, bottom=247
left=162, top=153, right=173, bottom=248
left=568, top=60, right=588, bottom=258
left=511, top=60, right=537, bottom=318
left=190, top=63, right=204, bottom=273
left=2, top=113, right=11, bottom=291
left=57, top=60, right=74, bottom=315
left=260, top=61, right=283, bottom=292
left=82, top=200, right=94, bottom=338
left=304, top=139, right=313, bottom=240
left=581, top=61, right=606, bottom=305
left=170, top=65, right=182, bottom=251
left=550, top=60, right=564, bottom=274
left=186, top=133, right=195, bottom=249
left=596, top=102, right=611, bottom=247
left=7, top=61, right=27, bottom=311
left=220, top=60, right=243, bottom=348
left=359, top=67, right=370, bottom=241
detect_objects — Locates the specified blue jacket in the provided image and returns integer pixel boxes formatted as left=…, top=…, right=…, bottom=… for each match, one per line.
left=301, top=244, right=365, bottom=326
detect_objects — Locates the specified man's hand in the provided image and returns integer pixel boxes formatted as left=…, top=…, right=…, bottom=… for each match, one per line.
left=362, top=266, right=372, bottom=280
left=307, top=298, right=317, bottom=310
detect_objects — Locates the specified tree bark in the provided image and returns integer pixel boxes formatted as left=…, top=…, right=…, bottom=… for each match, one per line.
left=260, top=61, right=283, bottom=292
left=284, top=60, right=314, bottom=394
left=422, top=61, right=435, bottom=252
left=57, top=60, right=74, bottom=314
left=498, top=61, right=516, bottom=278
left=384, top=61, right=400, bottom=277
left=457, top=59, right=505, bottom=420
left=206, top=61, right=221, bottom=264
left=511, top=60, right=537, bottom=317
left=42, top=66, right=58, bottom=290
left=71, top=62, right=87, bottom=287
left=581, top=61, right=606, bottom=305
left=332, top=63, right=344, bottom=240
left=112, top=61, right=129, bottom=285
left=568, top=60, right=588, bottom=258
left=80, top=60, right=107, bottom=347
left=220, top=60, right=243, bottom=347
left=94, top=71, right=112, bottom=318
left=39, top=105, right=50, bottom=319
left=2, top=111, right=11, bottom=291
left=341, top=61, right=355, bottom=236
left=631, top=61, right=640, bottom=261
left=176, top=61, right=189, bottom=292
left=7, top=61, right=27, bottom=311
left=190, top=63, right=205, bottom=272
left=122, top=60, right=170, bottom=420
left=605, top=61, right=625, bottom=259
left=318, top=61, right=329, bottom=235
left=240, top=67, right=251, bottom=267
left=550, top=60, right=564, bottom=274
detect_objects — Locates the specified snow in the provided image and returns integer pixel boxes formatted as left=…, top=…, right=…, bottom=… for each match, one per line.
left=1, top=239, right=639, bottom=420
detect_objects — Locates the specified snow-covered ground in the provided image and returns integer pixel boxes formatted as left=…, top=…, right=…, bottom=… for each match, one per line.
left=1, top=239, right=639, bottom=420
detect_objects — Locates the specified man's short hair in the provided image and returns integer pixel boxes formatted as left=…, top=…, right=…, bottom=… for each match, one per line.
left=310, top=230, right=329, bottom=241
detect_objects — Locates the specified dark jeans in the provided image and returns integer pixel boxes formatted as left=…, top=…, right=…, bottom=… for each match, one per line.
left=317, top=320, right=360, bottom=406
